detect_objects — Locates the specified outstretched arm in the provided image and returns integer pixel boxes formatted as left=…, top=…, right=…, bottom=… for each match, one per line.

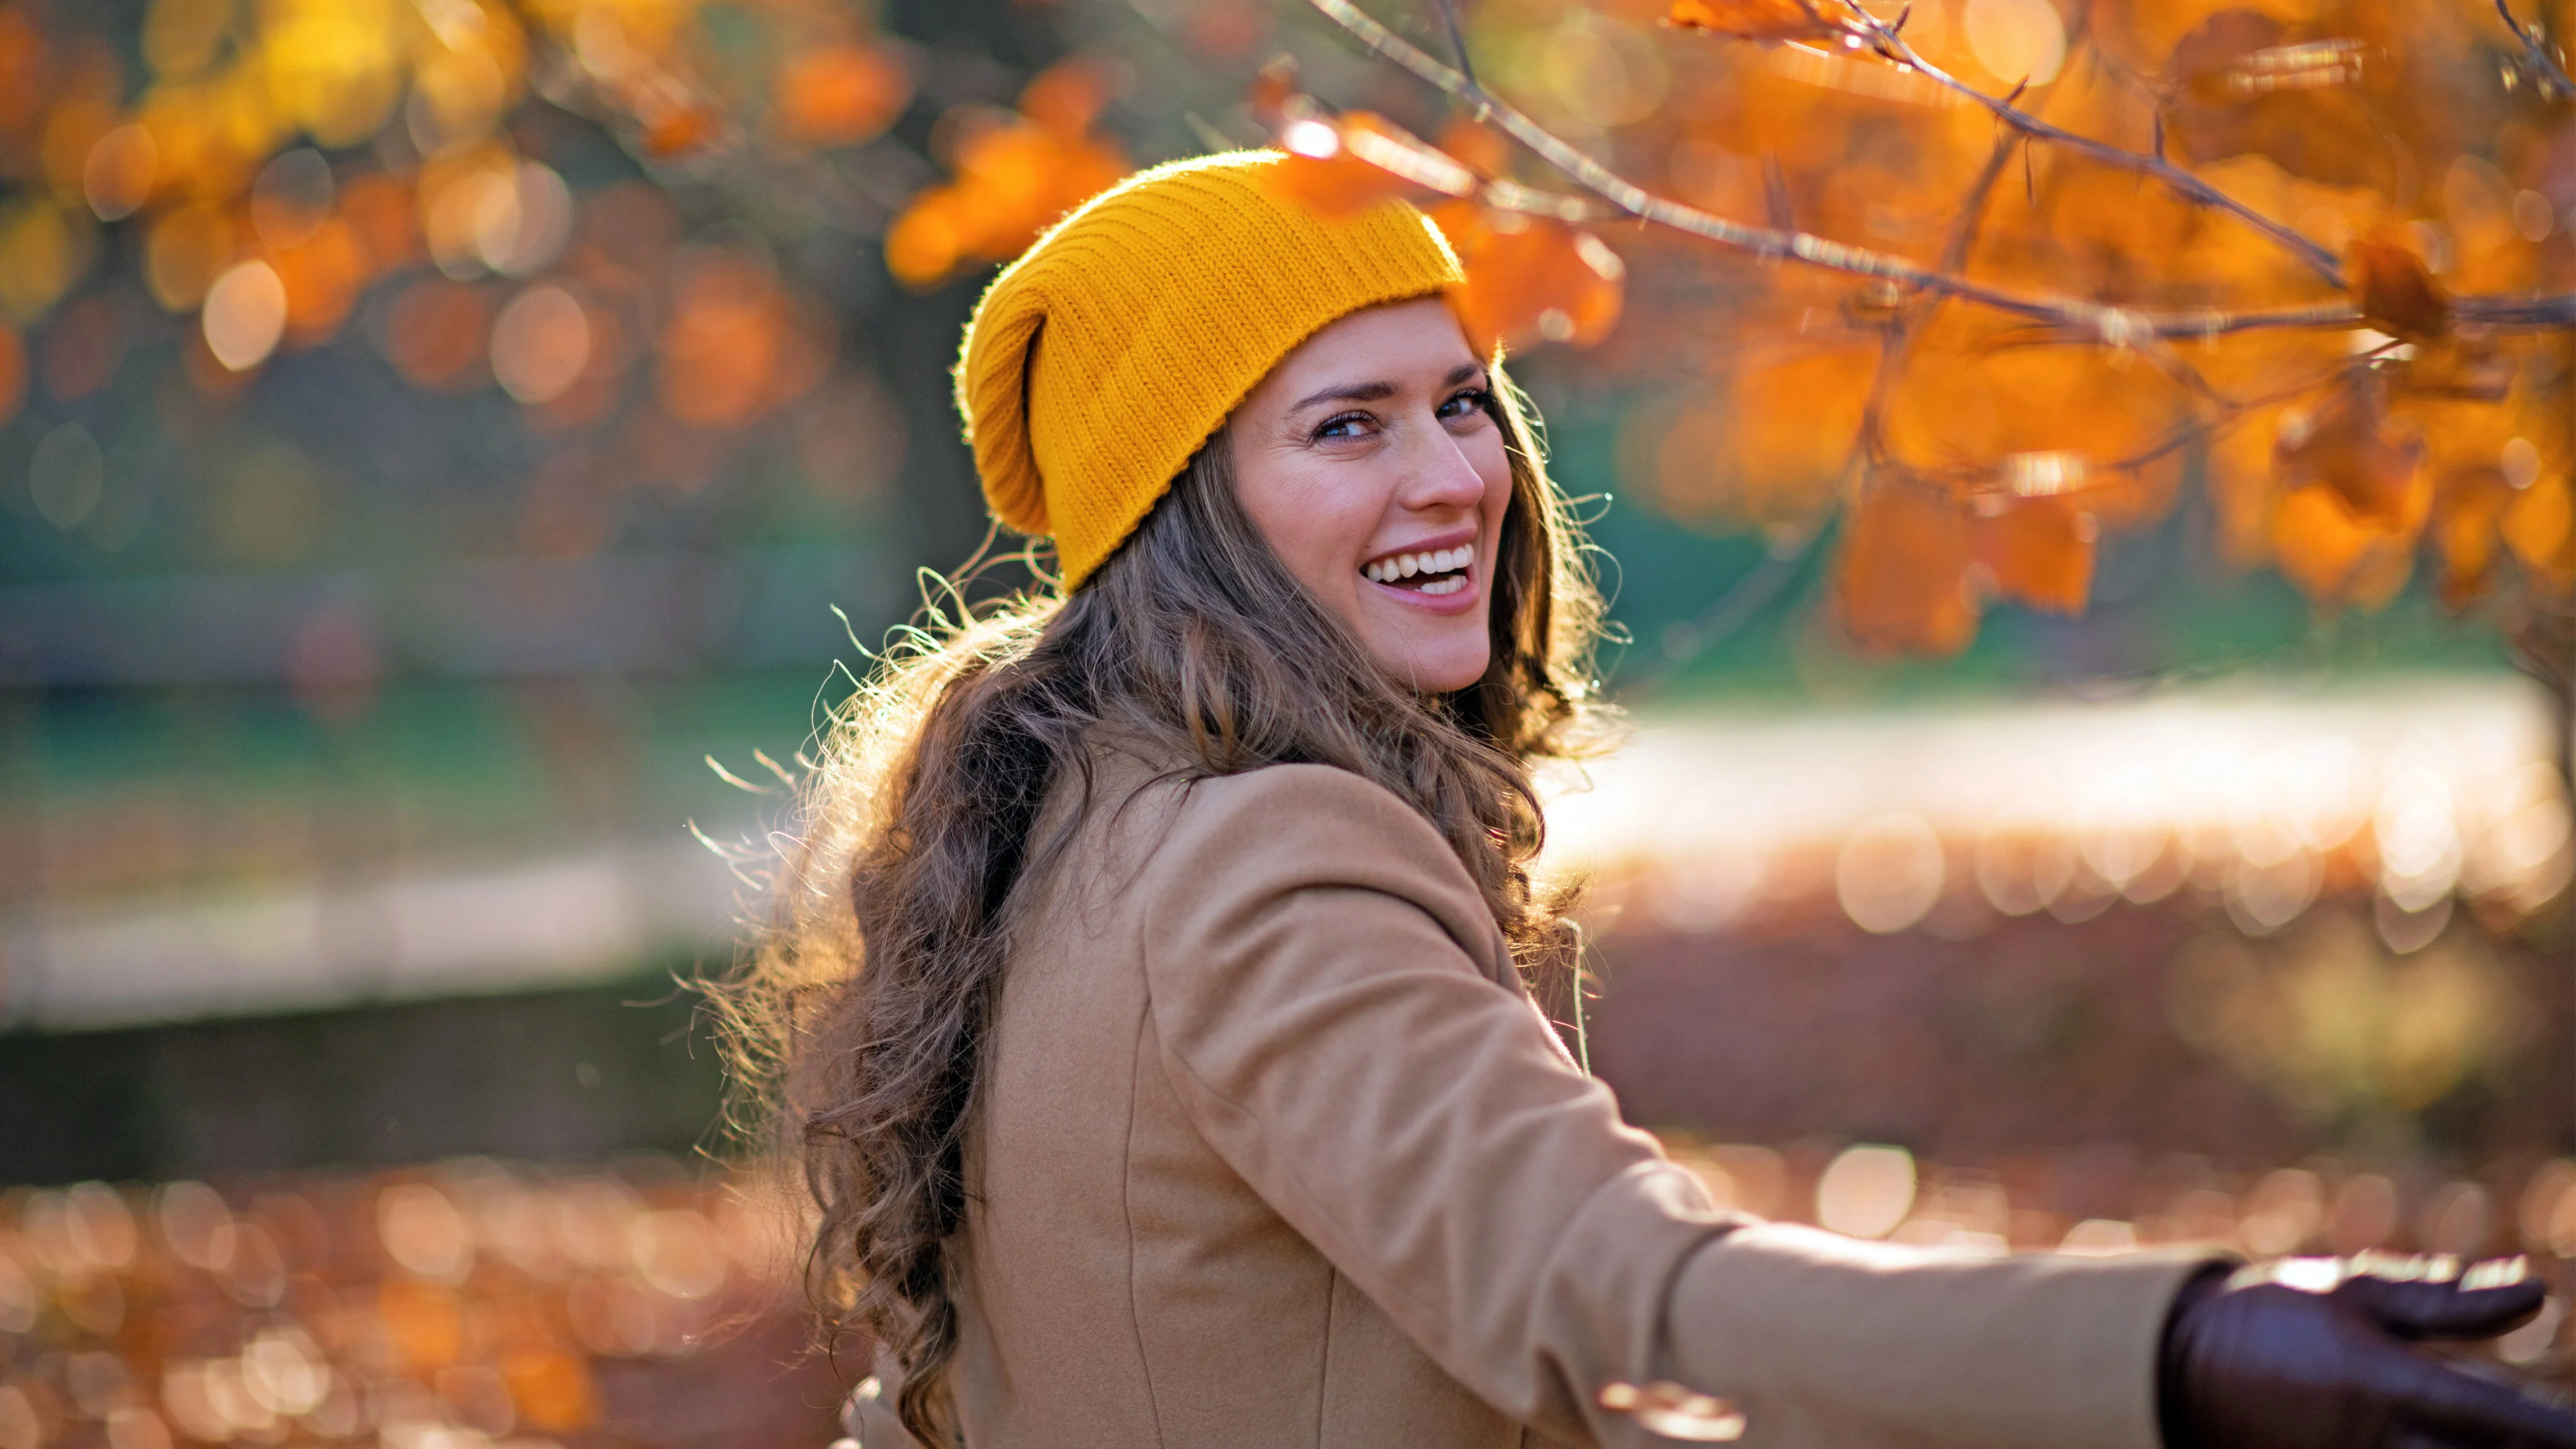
left=1141, top=763, right=2217, bottom=1447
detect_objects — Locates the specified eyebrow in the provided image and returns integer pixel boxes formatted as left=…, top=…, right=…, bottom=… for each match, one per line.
left=1287, top=362, right=1487, bottom=415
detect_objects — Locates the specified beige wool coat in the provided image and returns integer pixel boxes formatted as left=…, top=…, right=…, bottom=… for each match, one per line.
left=845, top=742, right=2216, bottom=1448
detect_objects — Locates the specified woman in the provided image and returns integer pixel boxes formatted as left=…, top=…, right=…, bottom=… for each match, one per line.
left=737, top=153, right=2576, bottom=1449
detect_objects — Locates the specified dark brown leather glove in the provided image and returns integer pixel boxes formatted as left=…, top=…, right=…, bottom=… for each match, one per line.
left=2161, top=1257, right=2576, bottom=1449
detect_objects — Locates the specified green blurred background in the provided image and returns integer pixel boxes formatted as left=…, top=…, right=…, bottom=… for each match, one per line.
left=1, top=0, right=2572, bottom=1442
left=0, top=0, right=2550, bottom=1180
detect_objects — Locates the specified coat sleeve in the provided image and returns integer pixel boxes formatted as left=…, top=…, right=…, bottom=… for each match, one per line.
left=1136, top=763, right=2217, bottom=1449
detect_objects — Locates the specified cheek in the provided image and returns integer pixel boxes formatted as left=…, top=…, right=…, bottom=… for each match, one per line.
left=1238, top=460, right=1381, bottom=591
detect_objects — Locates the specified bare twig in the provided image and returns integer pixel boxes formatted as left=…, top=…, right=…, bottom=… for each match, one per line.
left=1311, top=0, right=2576, bottom=344
left=1429, top=0, right=1490, bottom=115
left=2498, top=0, right=2576, bottom=100
left=1839, top=15, right=2347, bottom=284
left=1951, top=341, right=2401, bottom=500
left=1313, top=0, right=2174, bottom=338
left=1851, top=131, right=2022, bottom=474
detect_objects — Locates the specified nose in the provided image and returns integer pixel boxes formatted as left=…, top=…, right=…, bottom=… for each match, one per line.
left=1394, top=422, right=1491, bottom=515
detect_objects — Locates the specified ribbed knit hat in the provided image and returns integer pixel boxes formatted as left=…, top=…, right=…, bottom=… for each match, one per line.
left=955, top=150, right=1466, bottom=588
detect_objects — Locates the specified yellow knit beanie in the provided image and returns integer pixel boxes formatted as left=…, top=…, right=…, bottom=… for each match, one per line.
left=955, top=150, right=1466, bottom=588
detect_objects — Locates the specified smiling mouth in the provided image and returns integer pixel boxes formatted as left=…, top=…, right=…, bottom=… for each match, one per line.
left=1361, top=542, right=1474, bottom=597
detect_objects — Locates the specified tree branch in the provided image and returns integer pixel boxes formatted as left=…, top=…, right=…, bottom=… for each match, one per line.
left=1428, top=0, right=1489, bottom=115
left=1309, top=0, right=2576, bottom=345
left=1838, top=15, right=2347, bottom=285
left=1317, top=0, right=2153, bottom=335
left=2497, top=0, right=2576, bottom=100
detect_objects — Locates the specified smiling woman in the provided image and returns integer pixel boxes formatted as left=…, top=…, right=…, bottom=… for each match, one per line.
left=722, top=152, right=2576, bottom=1449
left=1230, top=297, right=1511, bottom=691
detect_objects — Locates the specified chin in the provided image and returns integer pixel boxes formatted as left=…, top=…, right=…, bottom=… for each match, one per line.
left=1377, top=641, right=1491, bottom=694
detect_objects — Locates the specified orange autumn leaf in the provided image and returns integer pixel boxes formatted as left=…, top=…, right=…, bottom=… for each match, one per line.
left=1835, top=482, right=1979, bottom=654
left=1436, top=117, right=1511, bottom=178
left=885, top=89, right=1132, bottom=289
left=638, top=90, right=722, bottom=159
left=1248, top=55, right=1299, bottom=131
left=1019, top=58, right=1116, bottom=139
left=1654, top=345, right=1876, bottom=525
left=2427, top=466, right=2514, bottom=608
left=1666, top=0, right=1870, bottom=44
left=2204, top=405, right=2291, bottom=565
left=2273, top=370, right=2427, bottom=528
left=1972, top=496, right=2098, bottom=614
left=2270, top=482, right=2417, bottom=608
left=1267, top=112, right=1477, bottom=218
left=1438, top=206, right=1625, bottom=354
left=1269, top=128, right=1420, bottom=216
left=2394, top=364, right=2560, bottom=604
left=2349, top=233, right=2450, bottom=341
left=2388, top=337, right=2512, bottom=402
left=2164, top=11, right=2378, bottom=189
left=1880, top=313, right=2192, bottom=531
left=774, top=42, right=911, bottom=148
left=884, top=186, right=969, bottom=289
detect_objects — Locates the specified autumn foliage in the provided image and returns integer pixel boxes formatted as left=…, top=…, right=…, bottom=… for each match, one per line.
left=883, top=62, right=1133, bottom=289
left=0, top=0, right=910, bottom=555
left=3, top=0, right=2571, bottom=686
left=1257, top=0, right=2576, bottom=676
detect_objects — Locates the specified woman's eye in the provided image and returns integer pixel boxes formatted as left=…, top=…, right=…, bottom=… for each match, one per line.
left=1315, top=412, right=1373, bottom=441
left=1438, top=388, right=1492, bottom=420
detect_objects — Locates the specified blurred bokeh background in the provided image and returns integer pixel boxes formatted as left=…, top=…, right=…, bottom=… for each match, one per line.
left=0, top=0, right=2570, bottom=1443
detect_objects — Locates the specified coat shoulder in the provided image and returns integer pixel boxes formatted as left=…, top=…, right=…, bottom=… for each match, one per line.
left=1163, top=760, right=1452, bottom=851
left=1143, top=762, right=1507, bottom=979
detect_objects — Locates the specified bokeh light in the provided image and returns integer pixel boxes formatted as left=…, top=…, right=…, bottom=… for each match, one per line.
left=774, top=42, right=912, bottom=146
left=0, top=1161, right=826, bottom=1449
left=28, top=419, right=104, bottom=529
left=1815, top=1145, right=1917, bottom=1240
left=80, top=123, right=157, bottom=220
left=201, top=258, right=286, bottom=370
left=249, top=147, right=333, bottom=248
left=490, top=283, right=592, bottom=404
left=1833, top=812, right=1944, bottom=933
left=382, top=276, right=492, bottom=388
left=1960, top=0, right=2065, bottom=87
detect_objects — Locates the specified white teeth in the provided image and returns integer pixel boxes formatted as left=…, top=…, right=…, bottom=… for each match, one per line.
left=1360, top=542, right=1476, bottom=586
left=1418, top=574, right=1466, bottom=596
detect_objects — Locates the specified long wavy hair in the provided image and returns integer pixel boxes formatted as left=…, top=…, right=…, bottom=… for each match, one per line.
left=715, top=366, right=1613, bottom=1443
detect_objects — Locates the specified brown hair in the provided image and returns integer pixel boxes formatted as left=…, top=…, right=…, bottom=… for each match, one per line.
left=716, top=368, right=1611, bottom=1442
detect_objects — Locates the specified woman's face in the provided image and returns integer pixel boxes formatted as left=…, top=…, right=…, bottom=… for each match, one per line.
left=1228, top=297, right=1511, bottom=694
